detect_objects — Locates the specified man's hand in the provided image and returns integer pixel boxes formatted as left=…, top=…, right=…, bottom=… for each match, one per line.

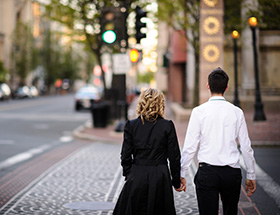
left=245, top=179, right=256, bottom=197
left=175, top=177, right=186, bottom=192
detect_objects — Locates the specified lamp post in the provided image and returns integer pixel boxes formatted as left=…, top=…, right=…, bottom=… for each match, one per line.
left=232, top=30, right=240, bottom=107
left=248, top=17, right=266, bottom=121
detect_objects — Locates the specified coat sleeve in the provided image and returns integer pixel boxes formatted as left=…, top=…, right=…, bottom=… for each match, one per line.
left=167, top=120, right=181, bottom=189
left=120, top=120, right=134, bottom=179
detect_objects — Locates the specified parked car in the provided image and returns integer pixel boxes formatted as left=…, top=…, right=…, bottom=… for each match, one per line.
left=74, top=86, right=101, bottom=111
left=29, top=86, right=39, bottom=98
left=14, top=86, right=31, bottom=99
left=0, top=83, right=11, bottom=101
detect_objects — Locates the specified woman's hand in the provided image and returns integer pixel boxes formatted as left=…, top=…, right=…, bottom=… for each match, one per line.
left=175, top=177, right=186, bottom=192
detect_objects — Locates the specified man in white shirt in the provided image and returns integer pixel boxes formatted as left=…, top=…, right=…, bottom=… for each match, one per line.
left=180, top=67, right=256, bottom=215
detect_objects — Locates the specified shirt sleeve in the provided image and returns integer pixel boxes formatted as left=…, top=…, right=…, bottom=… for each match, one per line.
left=120, top=121, right=133, bottom=179
left=180, top=108, right=201, bottom=178
left=167, top=120, right=181, bottom=189
left=238, top=112, right=256, bottom=180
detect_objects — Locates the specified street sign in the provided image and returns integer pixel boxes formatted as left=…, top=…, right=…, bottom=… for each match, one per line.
left=112, top=53, right=131, bottom=74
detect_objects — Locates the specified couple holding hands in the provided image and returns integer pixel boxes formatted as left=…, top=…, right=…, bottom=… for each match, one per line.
left=113, top=68, right=256, bottom=215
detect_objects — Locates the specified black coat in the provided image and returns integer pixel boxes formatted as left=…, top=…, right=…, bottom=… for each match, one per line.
left=113, top=116, right=181, bottom=215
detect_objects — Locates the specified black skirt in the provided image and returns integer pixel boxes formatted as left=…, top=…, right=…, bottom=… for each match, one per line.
left=113, top=163, right=176, bottom=215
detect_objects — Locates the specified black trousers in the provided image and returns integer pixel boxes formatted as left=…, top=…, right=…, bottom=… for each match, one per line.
left=194, top=163, right=242, bottom=215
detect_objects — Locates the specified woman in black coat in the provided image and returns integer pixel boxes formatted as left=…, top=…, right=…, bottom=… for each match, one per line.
left=113, top=88, right=184, bottom=215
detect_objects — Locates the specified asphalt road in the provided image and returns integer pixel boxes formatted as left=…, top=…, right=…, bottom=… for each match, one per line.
left=0, top=94, right=90, bottom=176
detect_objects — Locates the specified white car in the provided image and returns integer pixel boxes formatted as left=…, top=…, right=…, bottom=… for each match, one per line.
left=74, top=86, right=101, bottom=111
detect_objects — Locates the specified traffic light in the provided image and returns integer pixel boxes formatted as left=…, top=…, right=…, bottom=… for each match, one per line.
left=130, top=49, right=140, bottom=63
left=100, top=7, right=118, bottom=44
left=135, top=6, right=147, bottom=43
left=100, top=7, right=128, bottom=48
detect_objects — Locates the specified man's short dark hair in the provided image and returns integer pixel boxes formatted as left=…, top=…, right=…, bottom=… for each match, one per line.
left=208, top=67, right=229, bottom=94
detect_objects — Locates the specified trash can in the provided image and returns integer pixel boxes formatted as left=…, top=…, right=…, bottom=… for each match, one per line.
left=91, top=102, right=110, bottom=128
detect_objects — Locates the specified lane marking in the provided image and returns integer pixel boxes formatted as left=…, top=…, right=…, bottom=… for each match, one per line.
left=0, top=144, right=51, bottom=170
left=59, top=136, right=73, bottom=142
left=0, top=133, right=74, bottom=170
left=240, top=156, right=280, bottom=208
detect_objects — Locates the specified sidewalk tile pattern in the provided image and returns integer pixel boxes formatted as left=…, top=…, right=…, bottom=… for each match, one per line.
left=0, top=143, right=199, bottom=215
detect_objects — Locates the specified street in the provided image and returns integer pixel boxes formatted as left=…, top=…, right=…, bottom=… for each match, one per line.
left=0, top=95, right=90, bottom=175
left=0, top=94, right=279, bottom=214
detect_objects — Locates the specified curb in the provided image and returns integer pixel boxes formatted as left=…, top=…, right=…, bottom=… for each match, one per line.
left=72, top=120, right=122, bottom=144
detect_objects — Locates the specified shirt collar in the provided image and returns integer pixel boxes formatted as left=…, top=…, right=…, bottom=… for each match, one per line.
left=209, top=96, right=226, bottom=101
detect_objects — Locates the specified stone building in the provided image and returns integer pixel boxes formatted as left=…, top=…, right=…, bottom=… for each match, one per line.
left=0, top=0, right=37, bottom=89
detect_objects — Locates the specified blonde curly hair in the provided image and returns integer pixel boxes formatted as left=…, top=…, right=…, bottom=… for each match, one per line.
left=136, top=88, right=165, bottom=124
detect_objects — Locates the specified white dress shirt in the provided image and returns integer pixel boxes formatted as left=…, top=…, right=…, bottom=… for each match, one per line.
left=181, top=96, right=256, bottom=180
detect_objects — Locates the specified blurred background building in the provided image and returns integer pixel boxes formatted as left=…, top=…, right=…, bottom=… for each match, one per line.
left=0, top=0, right=279, bottom=111
left=156, top=0, right=280, bottom=111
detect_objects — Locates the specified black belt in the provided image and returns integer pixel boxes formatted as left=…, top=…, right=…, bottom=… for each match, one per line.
left=199, top=162, right=212, bottom=167
left=199, top=162, right=229, bottom=168
left=133, top=159, right=167, bottom=166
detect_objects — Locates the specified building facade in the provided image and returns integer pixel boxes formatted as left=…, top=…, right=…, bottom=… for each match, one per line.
left=156, top=0, right=280, bottom=111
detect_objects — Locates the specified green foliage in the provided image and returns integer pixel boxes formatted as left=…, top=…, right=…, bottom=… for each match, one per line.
left=0, top=61, right=8, bottom=82
left=158, top=0, right=200, bottom=107
left=11, top=22, right=38, bottom=85
left=224, top=0, right=243, bottom=34
left=59, top=50, right=81, bottom=81
left=39, top=28, right=82, bottom=91
left=247, top=0, right=280, bottom=30
left=158, top=0, right=200, bottom=49
left=137, top=71, right=154, bottom=84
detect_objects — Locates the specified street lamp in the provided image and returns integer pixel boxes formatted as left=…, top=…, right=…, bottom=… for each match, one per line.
left=248, top=17, right=266, bottom=121
left=232, top=30, right=240, bottom=107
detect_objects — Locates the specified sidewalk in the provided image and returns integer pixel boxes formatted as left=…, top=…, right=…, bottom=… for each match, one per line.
left=0, top=142, right=258, bottom=215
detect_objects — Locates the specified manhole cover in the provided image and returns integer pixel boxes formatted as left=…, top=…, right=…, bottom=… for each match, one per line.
left=238, top=201, right=256, bottom=209
left=64, top=201, right=115, bottom=211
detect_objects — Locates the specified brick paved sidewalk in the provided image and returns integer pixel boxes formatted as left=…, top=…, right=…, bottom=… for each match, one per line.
left=0, top=143, right=200, bottom=215
left=0, top=142, right=261, bottom=215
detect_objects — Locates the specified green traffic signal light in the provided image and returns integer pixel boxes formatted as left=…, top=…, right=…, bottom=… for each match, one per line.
left=102, top=30, right=117, bottom=44
left=100, top=6, right=128, bottom=47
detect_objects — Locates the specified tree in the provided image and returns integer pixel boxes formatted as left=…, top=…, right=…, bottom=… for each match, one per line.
left=158, top=0, right=200, bottom=107
left=40, top=28, right=62, bottom=93
left=0, top=61, right=8, bottom=83
left=246, top=0, right=280, bottom=30
left=39, top=0, right=156, bottom=93
left=11, top=22, right=38, bottom=86
left=40, top=0, right=126, bottom=95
